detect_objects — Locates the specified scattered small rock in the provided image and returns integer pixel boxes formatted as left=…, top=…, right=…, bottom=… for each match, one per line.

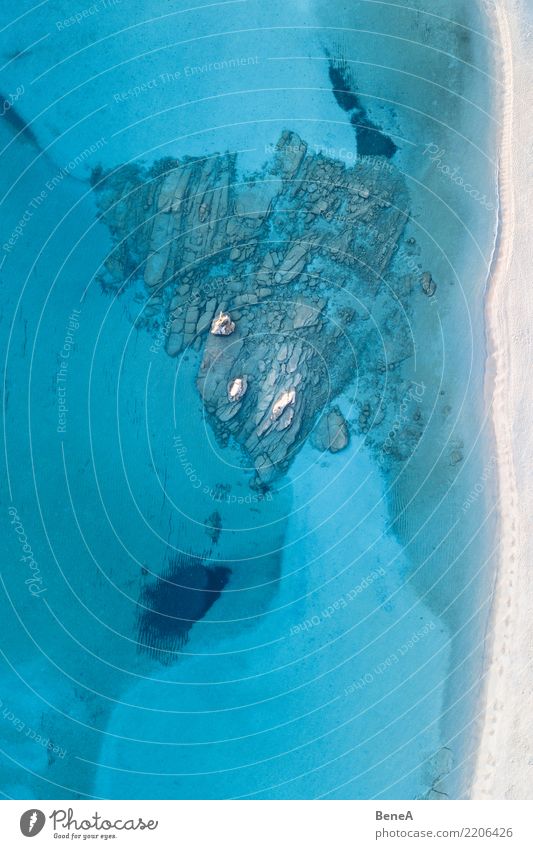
left=204, top=511, right=222, bottom=545
left=421, top=271, right=437, bottom=297
left=312, top=406, right=349, bottom=453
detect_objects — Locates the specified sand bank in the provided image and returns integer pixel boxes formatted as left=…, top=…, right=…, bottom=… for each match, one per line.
left=472, top=0, right=533, bottom=800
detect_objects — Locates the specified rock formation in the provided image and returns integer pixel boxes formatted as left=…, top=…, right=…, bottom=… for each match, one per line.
left=93, top=129, right=430, bottom=480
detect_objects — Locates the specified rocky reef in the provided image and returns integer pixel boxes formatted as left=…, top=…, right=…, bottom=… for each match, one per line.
left=93, top=130, right=430, bottom=480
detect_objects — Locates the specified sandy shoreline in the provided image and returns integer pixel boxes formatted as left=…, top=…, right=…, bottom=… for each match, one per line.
left=471, top=0, right=533, bottom=799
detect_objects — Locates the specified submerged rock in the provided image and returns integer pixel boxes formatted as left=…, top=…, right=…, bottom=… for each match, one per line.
left=450, top=448, right=463, bottom=466
left=204, top=511, right=222, bottom=545
left=421, top=271, right=437, bottom=297
left=312, top=407, right=350, bottom=453
left=93, top=128, right=433, bottom=480
left=137, top=554, right=230, bottom=662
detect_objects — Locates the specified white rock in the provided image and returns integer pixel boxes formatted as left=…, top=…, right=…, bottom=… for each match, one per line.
left=271, top=388, right=296, bottom=420
left=210, top=311, right=235, bottom=336
left=228, top=376, right=248, bottom=402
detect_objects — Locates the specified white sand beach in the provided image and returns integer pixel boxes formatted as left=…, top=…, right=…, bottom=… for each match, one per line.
left=472, top=0, right=533, bottom=800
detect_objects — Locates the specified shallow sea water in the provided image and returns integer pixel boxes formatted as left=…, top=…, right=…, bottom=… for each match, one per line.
left=0, top=0, right=499, bottom=799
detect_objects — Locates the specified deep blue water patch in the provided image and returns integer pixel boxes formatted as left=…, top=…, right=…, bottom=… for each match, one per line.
left=137, top=553, right=231, bottom=663
left=0, top=91, right=41, bottom=151
left=328, top=60, right=398, bottom=158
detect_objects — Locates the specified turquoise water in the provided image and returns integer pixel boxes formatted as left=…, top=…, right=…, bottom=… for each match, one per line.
left=1, top=0, right=499, bottom=799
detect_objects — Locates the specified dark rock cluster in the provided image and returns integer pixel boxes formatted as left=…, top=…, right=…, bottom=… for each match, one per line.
left=94, top=130, right=428, bottom=480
